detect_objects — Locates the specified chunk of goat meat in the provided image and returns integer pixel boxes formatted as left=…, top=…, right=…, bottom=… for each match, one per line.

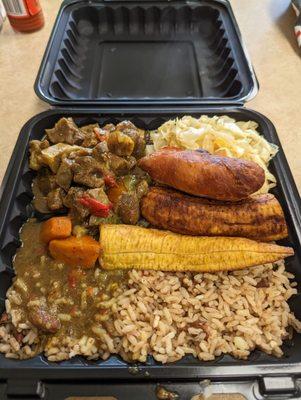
left=63, top=187, right=84, bottom=208
left=41, top=143, right=82, bottom=173
left=116, top=121, right=146, bottom=158
left=32, top=179, right=50, bottom=214
left=67, top=147, right=92, bottom=159
left=46, top=117, right=84, bottom=145
left=81, top=124, right=100, bottom=148
left=63, top=187, right=90, bottom=220
left=56, top=158, right=73, bottom=191
left=130, top=165, right=150, bottom=180
left=35, top=168, right=58, bottom=195
left=29, top=139, right=49, bottom=170
left=91, top=142, right=109, bottom=162
left=257, top=278, right=270, bottom=288
left=117, top=192, right=140, bottom=225
left=116, top=120, right=136, bottom=131
left=72, top=156, right=107, bottom=188
left=28, top=306, right=61, bottom=333
left=130, top=131, right=146, bottom=159
left=102, top=123, right=116, bottom=132
left=46, top=188, right=65, bottom=211
left=107, top=130, right=135, bottom=156
left=136, top=179, right=149, bottom=200
left=108, top=154, right=136, bottom=176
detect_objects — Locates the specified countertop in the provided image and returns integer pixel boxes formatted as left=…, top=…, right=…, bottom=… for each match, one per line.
left=0, top=0, right=300, bottom=195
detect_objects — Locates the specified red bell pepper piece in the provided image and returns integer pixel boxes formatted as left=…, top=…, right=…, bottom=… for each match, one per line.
left=78, top=195, right=113, bottom=218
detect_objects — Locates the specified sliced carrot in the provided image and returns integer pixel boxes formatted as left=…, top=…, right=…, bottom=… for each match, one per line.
left=40, top=216, right=72, bottom=243
left=49, top=235, right=100, bottom=268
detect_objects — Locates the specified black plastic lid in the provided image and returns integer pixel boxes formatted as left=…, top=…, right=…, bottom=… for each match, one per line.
left=34, top=0, right=258, bottom=107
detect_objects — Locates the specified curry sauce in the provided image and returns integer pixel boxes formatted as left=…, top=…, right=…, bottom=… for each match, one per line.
left=10, top=220, right=126, bottom=343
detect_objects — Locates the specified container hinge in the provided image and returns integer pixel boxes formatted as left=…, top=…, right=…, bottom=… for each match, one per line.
left=6, top=379, right=44, bottom=399
left=259, top=376, right=298, bottom=397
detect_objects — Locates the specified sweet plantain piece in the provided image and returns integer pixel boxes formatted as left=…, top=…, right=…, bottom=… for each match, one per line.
left=141, top=187, right=288, bottom=242
left=99, top=225, right=294, bottom=273
left=138, top=147, right=265, bottom=201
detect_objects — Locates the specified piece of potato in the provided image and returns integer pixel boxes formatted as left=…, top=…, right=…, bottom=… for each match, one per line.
left=49, top=235, right=100, bottom=268
left=40, top=216, right=72, bottom=243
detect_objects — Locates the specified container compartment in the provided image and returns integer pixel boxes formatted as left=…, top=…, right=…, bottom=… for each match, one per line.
left=35, top=0, right=257, bottom=105
left=0, top=107, right=301, bottom=380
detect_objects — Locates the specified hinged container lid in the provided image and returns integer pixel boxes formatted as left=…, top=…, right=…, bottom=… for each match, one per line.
left=34, top=0, right=258, bottom=106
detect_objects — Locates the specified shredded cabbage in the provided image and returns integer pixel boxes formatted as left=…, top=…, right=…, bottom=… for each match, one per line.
left=150, top=115, right=278, bottom=194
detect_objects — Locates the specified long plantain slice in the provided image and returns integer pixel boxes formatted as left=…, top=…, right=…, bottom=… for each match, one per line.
left=141, top=187, right=288, bottom=242
left=99, top=225, right=294, bottom=272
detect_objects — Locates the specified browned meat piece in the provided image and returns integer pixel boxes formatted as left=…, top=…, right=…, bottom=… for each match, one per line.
left=107, top=130, right=135, bottom=156
left=28, top=306, right=61, bottom=333
left=67, top=148, right=92, bottom=159
left=116, top=121, right=136, bottom=131
left=63, top=187, right=90, bottom=220
left=116, top=121, right=145, bottom=158
left=116, top=121, right=146, bottom=158
left=81, top=123, right=99, bottom=134
left=81, top=123, right=100, bottom=147
left=56, top=158, right=73, bottom=191
left=136, top=179, right=149, bottom=200
left=91, top=142, right=109, bottom=163
left=40, top=143, right=83, bottom=173
left=257, top=278, right=270, bottom=288
left=63, top=187, right=84, bottom=208
left=32, top=180, right=50, bottom=213
left=46, top=188, right=65, bottom=211
left=35, top=168, right=58, bottom=195
left=138, top=147, right=265, bottom=202
left=141, top=187, right=288, bottom=241
left=29, top=139, right=49, bottom=170
left=103, top=121, right=145, bottom=158
left=107, top=154, right=136, bottom=175
left=131, top=166, right=150, bottom=180
left=46, top=117, right=84, bottom=145
left=102, top=123, right=116, bottom=132
left=32, top=169, right=58, bottom=214
left=132, top=133, right=146, bottom=159
left=117, top=192, right=140, bottom=225
left=72, top=156, right=107, bottom=188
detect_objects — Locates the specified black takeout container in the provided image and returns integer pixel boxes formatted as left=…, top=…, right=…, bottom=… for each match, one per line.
left=1, top=1, right=301, bottom=399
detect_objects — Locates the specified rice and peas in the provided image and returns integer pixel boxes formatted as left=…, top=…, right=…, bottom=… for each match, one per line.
left=1, top=115, right=300, bottom=363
